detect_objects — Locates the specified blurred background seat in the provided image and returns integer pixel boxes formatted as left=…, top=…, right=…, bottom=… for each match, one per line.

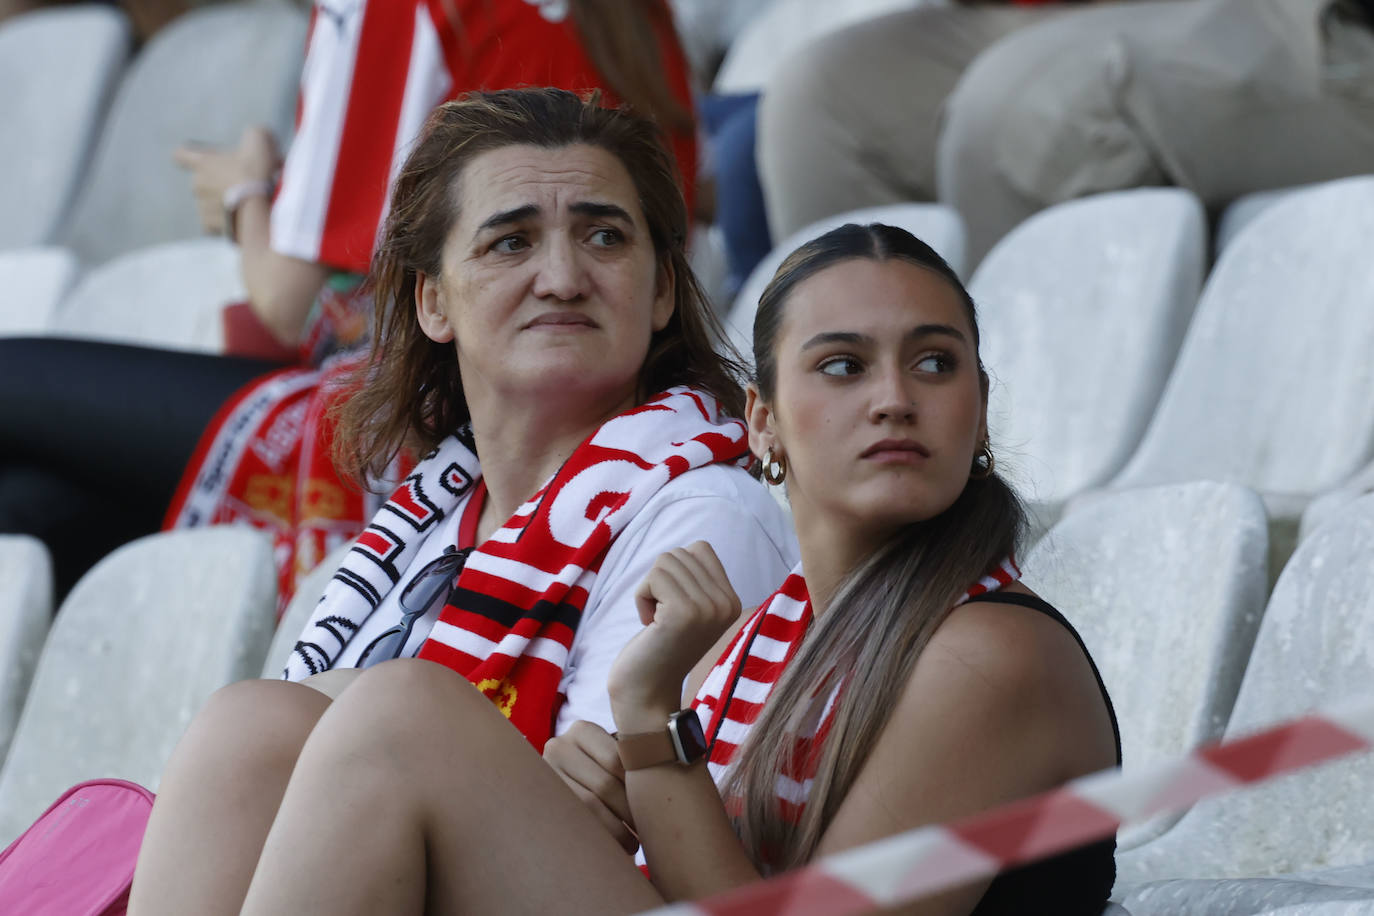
left=0, top=5, right=132, bottom=249
left=0, top=247, right=81, bottom=336
left=0, top=526, right=277, bottom=846
left=0, top=535, right=53, bottom=769
left=54, top=0, right=306, bottom=265
left=1112, top=176, right=1374, bottom=580
left=49, top=237, right=243, bottom=351
left=972, top=188, right=1206, bottom=535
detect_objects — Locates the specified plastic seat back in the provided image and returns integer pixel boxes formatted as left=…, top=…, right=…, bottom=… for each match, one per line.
left=57, top=0, right=306, bottom=263
left=0, top=6, right=131, bottom=247
left=0, top=527, right=277, bottom=846
left=1023, top=481, right=1269, bottom=848
left=972, top=188, right=1205, bottom=518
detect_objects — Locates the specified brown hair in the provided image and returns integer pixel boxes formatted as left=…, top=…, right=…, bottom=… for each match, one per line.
left=727, top=223, right=1026, bottom=870
left=334, top=88, right=743, bottom=482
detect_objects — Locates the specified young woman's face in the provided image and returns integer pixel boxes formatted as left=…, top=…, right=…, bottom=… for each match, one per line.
left=415, top=143, right=674, bottom=415
left=750, top=257, right=987, bottom=538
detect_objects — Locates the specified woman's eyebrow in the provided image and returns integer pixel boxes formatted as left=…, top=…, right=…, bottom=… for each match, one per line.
left=905, top=323, right=968, bottom=344
left=477, top=204, right=538, bottom=232
left=569, top=201, right=634, bottom=223
left=801, top=331, right=871, bottom=351
left=801, top=324, right=968, bottom=352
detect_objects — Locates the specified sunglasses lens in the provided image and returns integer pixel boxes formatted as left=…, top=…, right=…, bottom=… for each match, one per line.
left=360, top=627, right=407, bottom=667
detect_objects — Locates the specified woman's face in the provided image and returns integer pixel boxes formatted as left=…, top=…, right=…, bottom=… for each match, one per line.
left=748, top=257, right=987, bottom=540
left=416, top=143, right=674, bottom=416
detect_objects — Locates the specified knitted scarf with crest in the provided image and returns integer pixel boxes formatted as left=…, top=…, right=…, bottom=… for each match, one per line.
left=285, top=387, right=750, bottom=750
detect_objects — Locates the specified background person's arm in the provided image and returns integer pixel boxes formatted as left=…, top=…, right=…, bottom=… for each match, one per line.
left=175, top=128, right=330, bottom=347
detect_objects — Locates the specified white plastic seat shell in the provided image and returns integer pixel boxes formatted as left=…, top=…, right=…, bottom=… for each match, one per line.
left=0, top=6, right=131, bottom=248
left=50, top=238, right=244, bottom=351
left=55, top=1, right=307, bottom=264
left=1116, top=492, right=1374, bottom=888
left=971, top=188, right=1205, bottom=521
left=0, top=527, right=277, bottom=846
left=0, top=536, right=53, bottom=767
left=1021, top=481, right=1268, bottom=849
left=0, top=247, right=81, bottom=336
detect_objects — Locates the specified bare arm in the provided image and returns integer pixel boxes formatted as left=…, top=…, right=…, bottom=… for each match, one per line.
left=812, top=594, right=1118, bottom=915
left=607, top=543, right=764, bottom=900
left=174, top=128, right=329, bottom=346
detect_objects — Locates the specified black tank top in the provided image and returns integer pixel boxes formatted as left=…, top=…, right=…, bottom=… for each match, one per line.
left=966, top=592, right=1123, bottom=916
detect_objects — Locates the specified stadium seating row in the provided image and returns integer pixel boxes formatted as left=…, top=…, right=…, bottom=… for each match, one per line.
left=0, top=1, right=305, bottom=263
left=1, top=483, right=1373, bottom=912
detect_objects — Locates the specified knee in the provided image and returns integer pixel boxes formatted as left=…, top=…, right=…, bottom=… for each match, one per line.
left=319, top=660, right=491, bottom=751
left=175, top=679, right=331, bottom=776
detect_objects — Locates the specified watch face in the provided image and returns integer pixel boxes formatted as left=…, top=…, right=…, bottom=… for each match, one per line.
left=670, top=709, right=708, bottom=763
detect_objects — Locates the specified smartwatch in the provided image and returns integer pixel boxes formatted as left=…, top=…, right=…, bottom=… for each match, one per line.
left=617, top=709, right=707, bottom=770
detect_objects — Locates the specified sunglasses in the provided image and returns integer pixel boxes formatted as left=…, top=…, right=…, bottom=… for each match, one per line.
left=357, top=544, right=472, bottom=666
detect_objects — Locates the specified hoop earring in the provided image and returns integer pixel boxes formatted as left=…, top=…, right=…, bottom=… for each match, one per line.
left=970, top=441, right=995, bottom=480
left=762, top=447, right=788, bottom=486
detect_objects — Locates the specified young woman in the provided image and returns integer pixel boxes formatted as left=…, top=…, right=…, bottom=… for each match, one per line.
left=126, top=88, right=797, bottom=915
left=204, top=221, right=1121, bottom=915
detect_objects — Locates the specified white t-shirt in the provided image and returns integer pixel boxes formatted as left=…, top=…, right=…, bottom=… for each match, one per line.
left=332, top=463, right=798, bottom=734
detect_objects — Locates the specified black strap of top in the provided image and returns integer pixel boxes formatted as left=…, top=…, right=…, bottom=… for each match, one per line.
left=968, top=592, right=1123, bottom=765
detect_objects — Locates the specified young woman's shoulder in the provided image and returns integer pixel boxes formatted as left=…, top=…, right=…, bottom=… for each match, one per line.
left=814, top=584, right=1117, bottom=865
left=917, top=583, right=1118, bottom=777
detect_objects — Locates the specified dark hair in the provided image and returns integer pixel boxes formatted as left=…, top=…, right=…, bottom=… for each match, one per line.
left=729, top=223, right=1026, bottom=869
left=335, top=88, right=744, bottom=481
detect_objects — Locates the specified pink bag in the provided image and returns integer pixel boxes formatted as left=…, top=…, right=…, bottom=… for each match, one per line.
left=0, top=779, right=155, bottom=915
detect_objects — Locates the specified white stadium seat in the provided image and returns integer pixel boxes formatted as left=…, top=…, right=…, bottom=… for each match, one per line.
left=0, top=6, right=131, bottom=248
left=1022, top=481, right=1268, bottom=849
left=1117, top=493, right=1374, bottom=894
left=51, top=238, right=244, bottom=352
left=1113, top=176, right=1374, bottom=571
left=971, top=188, right=1206, bottom=532
left=0, top=536, right=53, bottom=767
left=0, top=527, right=277, bottom=845
left=56, top=0, right=306, bottom=264
left=0, top=247, right=81, bottom=336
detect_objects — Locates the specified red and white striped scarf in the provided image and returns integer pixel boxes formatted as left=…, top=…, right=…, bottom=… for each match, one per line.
left=693, top=557, right=1021, bottom=822
left=285, top=387, right=750, bottom=750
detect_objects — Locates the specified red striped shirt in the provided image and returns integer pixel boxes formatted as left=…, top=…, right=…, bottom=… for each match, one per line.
left=272, top=0, right=699, bottom=274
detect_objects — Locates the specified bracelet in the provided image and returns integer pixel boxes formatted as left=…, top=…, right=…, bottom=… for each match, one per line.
left=222, top=179, right=274, bottom=244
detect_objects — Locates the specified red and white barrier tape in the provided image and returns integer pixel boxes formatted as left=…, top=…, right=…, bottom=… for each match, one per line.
left=642, top=696, right=1374, bottom=916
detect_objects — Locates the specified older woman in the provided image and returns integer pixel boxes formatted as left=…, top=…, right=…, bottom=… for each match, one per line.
left=126, top=88, right=796, bottom=914
left=222, top=223, right=1119, bottom=916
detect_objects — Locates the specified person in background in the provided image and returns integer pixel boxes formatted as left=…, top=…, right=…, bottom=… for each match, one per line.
left=756, top=0, right=1374, bottom=265
left=0, top=0, right=699, bottom=605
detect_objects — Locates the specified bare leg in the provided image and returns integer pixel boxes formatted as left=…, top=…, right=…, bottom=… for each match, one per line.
left=240, top=659, right=665, bottom=916
left=754, top=6, right=1056, bottom=241
left=129, top=679, right=336, bottom=916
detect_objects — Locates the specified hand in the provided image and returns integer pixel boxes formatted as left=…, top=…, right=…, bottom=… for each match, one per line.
left=543, top=720, right=639, bottom=854
left=608, top=541, right=741, bottom=730
left=173, top=126, right=280, bottom=234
